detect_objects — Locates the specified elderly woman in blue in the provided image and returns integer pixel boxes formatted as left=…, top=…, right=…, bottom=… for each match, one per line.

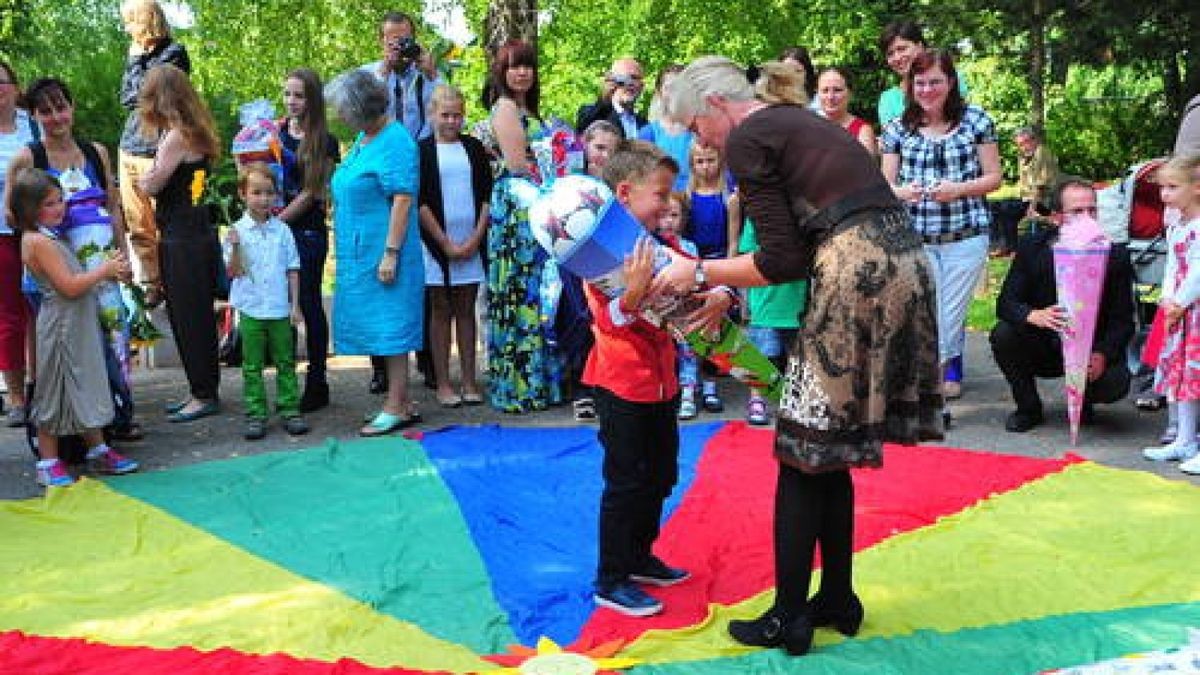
left=327, top=69, right=424, bottom=436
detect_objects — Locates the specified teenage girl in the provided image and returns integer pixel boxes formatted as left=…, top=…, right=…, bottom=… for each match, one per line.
left=14, top=169, right=138, bottom=487
left=1144, top=154, right=1200, bottom=475
left=279, top=67, right=340, bottom=412
left=685, top=142, right=739, bottom=413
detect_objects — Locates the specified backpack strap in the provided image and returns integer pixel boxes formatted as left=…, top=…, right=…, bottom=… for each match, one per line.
left=28, top=140, right=48, bottom=171
left=415, top=73, right=426, bottom=137
left=77, top=139, right=107, bottom=190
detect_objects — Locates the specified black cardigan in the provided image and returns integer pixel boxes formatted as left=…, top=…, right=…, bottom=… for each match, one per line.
left=417, top=134, right=494, bottom=287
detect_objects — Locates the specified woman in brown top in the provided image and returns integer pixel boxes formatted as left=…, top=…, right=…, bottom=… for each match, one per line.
left=659, top=56, right=943, bottom=656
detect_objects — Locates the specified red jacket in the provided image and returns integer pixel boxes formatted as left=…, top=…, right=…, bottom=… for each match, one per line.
left=581, top=282, right=679, bottom=403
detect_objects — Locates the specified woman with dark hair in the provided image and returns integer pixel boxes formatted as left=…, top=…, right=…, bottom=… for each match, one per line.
left=7, top=77, right=142, bottom=441
left=137, top=64, right=222, bottom=423
left=279, top=67, right=340, bottom=412
left=118, top=0, right=190, bottom=308
left=326, top=69, right=424, bottom=435
left=880, top=49, right=1001, bottom=408
left=815, top=67, right=876, bottom=156
left=777, top=46, right=820, bottom=111
left=658, top=56, right=942, bottom=657
left=0, top=61, right=37, bottom=427
left=483, top=39, right=563, bottom=413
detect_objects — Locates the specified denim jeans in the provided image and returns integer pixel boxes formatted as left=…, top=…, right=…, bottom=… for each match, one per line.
left=292, top=229, right=329, bottom=385
left=924, top=234, right=989, bottom=364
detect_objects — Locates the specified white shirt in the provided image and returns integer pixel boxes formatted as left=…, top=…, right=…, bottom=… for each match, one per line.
left=422, top=141, right=484, bottom=286
left=360, top=61, right=442, bottom=141
left=224, top=214, right=300, bottom=320
left=0, top=109, right=36, bottom=235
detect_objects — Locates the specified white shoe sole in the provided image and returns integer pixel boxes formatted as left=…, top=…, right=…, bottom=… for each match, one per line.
left=593, top=594, right=663, bottom=617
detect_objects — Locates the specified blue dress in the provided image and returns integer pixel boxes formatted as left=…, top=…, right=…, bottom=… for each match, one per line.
left=331, top=122, right=424, bottom=356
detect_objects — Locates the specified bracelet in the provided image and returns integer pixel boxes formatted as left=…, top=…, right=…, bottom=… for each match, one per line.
left=384, top=246, right=400, bottom=255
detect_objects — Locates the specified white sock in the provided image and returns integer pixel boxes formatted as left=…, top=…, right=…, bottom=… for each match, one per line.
left=35, top=458, right=58, bottom=468
left=1175, top=400, right=1198, bottom=446
left=86, top=443, right=110, bottom=460
left=1168, top=402, right=1179, bottom=425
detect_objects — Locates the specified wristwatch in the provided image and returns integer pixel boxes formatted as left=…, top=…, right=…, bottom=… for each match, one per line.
left=692, top=259, right=706, bottom=292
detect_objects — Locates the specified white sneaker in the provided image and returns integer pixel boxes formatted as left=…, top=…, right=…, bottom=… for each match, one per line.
left=1179, top=454, right=1200, bottom=475
left=1143, top=442, right=1199, bottom=462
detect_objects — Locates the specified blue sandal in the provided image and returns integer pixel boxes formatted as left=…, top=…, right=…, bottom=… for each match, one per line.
left=360, top=410, right=419, bottom=437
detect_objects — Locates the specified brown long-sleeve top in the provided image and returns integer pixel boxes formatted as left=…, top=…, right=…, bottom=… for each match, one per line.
left=726, top=104, right=898, bottom=284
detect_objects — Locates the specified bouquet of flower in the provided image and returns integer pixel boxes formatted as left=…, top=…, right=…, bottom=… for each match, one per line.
left=126, top=283, right=164, bottom=348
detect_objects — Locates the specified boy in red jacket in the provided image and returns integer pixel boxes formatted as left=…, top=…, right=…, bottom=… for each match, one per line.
left=587, top=141, right=689, bottom=617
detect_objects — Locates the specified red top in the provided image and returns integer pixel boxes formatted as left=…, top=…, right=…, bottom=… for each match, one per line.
left=581, top=282, right=679, bottom=403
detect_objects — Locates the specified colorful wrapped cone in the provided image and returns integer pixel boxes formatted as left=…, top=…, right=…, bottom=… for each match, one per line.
left=1052, top=215, right=1112, bottom=445
left=526, top=174, right=783, bottom=401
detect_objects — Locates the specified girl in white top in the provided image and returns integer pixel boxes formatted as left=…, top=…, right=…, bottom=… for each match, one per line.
left=417, top=85, right=491, bottom=407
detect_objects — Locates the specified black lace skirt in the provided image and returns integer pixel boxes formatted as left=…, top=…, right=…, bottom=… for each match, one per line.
left=774, top=207, right=944, bottom=472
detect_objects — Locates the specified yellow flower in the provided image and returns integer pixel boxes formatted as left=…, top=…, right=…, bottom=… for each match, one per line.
left=190, top=168, right=207, bottom=205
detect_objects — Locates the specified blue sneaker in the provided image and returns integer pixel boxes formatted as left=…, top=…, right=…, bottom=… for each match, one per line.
left=87, top=448, right=140, bottom=475
left=594, top=581, right=663, bottom=617
left=630, top=557, right=691, bottom=587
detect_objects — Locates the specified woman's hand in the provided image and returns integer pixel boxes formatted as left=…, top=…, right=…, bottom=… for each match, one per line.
left=648, top=246, right=696, bottom=298
left=1165, top=301, right=1186, bottom=329
left=894, top=182, right=925, bottom=204
left=927, top=180, right=964, bottom=203
left=377, top=251, right=398, bottom=284
left=1027, top=304, right=1069, bottom=332
left=683, top=288, right=733, bottom=337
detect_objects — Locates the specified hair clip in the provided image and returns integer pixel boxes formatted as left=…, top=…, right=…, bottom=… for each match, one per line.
left=745, top=64, right=761, bottom=85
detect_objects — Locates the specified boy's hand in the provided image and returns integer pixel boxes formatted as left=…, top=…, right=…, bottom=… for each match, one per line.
left=621, top=236, right=656, bottom=310
left=1165, top=301, right=1186, bottom=329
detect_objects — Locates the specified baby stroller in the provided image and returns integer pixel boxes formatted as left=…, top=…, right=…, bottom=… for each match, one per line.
left=1097, top=159, right=1167, bottom=408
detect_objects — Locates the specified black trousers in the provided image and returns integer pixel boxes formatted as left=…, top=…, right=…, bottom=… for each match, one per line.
left=161, top=237, right=219, bottom=401
left=594, top=387, right=680, bottom=589
left=292, top=229, right=329, bottom=385
left=773, top=465, right=855, bottom=616
left=990, top=319, right=1130, bottom=414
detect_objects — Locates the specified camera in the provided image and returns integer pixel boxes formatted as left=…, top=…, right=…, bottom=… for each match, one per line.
left=389, top=36, right=422, bottom=60
left=608, top=72, right=635, bottom=88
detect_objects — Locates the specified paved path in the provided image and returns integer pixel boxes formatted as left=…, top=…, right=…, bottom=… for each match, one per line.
left=1, top=332, right=1195, bottom=500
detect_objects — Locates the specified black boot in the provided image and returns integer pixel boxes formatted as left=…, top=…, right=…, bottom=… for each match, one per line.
left=728, top=607, right=789, bottom=647
left=299, top=380, right=329, bottom=413
left=808, top=592, right=864, bottom=637
left=783, top=614, right=815, bottom=656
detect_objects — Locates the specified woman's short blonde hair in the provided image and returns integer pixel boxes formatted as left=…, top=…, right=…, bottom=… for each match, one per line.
left=121, top=0, right=171, bottom=44
left=663, top=56, right=806, bottom=123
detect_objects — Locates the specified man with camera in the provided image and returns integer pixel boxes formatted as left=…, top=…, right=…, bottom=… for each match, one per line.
left=362, top=11, right=441, bottom=141
left=575, top=57, right=647, bottom=139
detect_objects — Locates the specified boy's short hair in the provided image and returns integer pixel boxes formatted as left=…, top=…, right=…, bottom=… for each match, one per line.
left=601, top=139, right=679, bottom=189
left=237, top=162, right=278, bottom=192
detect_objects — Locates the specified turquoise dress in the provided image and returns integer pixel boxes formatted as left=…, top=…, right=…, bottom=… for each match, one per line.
left=485, top=107, right=562, bottom=412
left=331, top=121, right=424, bottom=356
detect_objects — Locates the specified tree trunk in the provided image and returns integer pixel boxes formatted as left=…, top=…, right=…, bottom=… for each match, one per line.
left=484, top=0, right=537, bottom=55
left=1028, top=0, right=1047, bottom=134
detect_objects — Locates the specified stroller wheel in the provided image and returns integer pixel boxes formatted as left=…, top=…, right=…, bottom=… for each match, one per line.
left=1135, top=394, right=1166, bottom=411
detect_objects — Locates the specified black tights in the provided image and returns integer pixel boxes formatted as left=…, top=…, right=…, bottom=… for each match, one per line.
left=773, top=464, right=855, bottom=617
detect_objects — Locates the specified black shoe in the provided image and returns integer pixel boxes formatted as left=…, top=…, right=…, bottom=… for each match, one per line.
left=783, top=615, right=815, bottom=656
left=299, top=382, right=329, bottom=413
left=1004, top=409, right=1044, bottom=433
left=729, top=607, right=789, bottom=647
left=629, top=556, right=690, bottom=587
left=368, top=370, right=388, bottom=395
left=244, top=418, right=267, bottom=440
left=809, top=592, right=864, bottom=637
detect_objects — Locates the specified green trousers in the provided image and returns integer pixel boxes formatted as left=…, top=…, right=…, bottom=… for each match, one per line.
left=240, top=314, right=298, bottom=420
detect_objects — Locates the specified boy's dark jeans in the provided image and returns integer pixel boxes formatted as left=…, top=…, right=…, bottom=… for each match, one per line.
left=594, top=387, right=681, bottom=589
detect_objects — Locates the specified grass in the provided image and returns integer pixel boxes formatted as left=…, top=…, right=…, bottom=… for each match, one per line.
left=966, top=256, right=1012, bottom=332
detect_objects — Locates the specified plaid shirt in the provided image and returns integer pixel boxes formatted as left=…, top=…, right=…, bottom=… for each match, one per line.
left=882, top=104, right=997, bottom=238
